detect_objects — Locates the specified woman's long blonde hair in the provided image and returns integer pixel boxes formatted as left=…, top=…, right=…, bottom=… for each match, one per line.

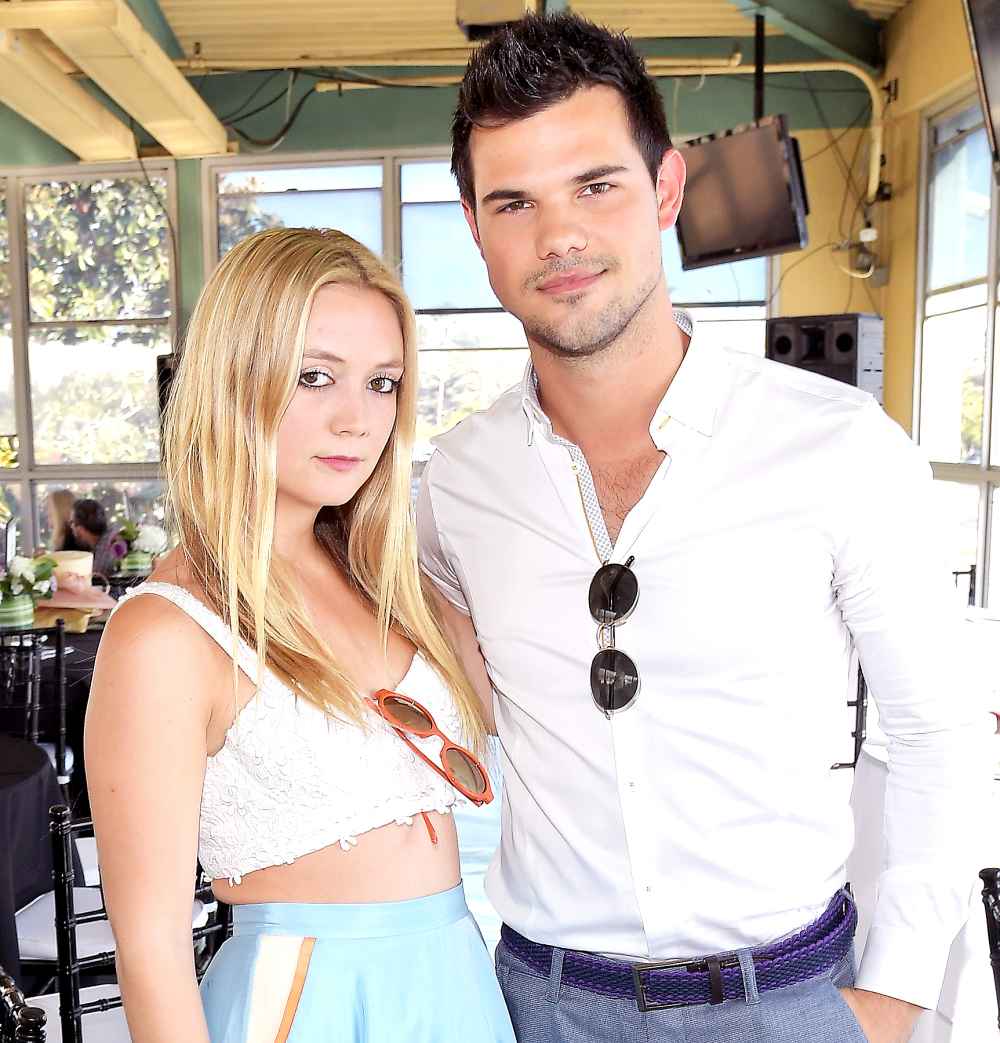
left=48, top=488, right=76, bottom=550
left=163, top=227, right=485, bottom=749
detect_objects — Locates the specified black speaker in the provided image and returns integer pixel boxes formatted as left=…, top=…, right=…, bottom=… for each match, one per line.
left=765, top=313, right=884, bottom=403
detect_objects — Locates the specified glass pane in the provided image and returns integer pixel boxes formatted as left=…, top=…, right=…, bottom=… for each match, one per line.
left=927, top=126, right=991, bottom=292
left=925, top=283, right=988, bottom=317
left=401, top=161, right=460, bottom=203
left=415, top=348, right=528, bottom=458
left=218, top=164, right=382, bottom=194
left=417, top=311, right=526, bottom=351
left=35, top=480, right=166, bottom=552
left=218, top=189, right=382, bottom=258
left=663, top=227, right=767, bottom=304
left=919, top=305, right=987, bottom=464
left=0, top=483, right=24, bottom=562
left=26, top=177, right=171, bottom=321
left=927, top=479, right=980, bottom=608
left=0, top=184, right=9, bottom=327
left=685, top=306, right=766, bottom=356
left=990, top=486, right=1000, bottom=610
left=932, top=103, right=984, bottom=150
left=30, top=324, right=170, bottom=465
left=994, top=311, right=1000, bottom=470
left=0, top=187, right=14, bottom=441
left=402, top=201, right=498, bottom=310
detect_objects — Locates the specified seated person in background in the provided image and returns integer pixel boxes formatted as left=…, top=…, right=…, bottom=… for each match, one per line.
left=47, top=488, right=85, bottom=552
left=69, top=499, right=120, bottom=577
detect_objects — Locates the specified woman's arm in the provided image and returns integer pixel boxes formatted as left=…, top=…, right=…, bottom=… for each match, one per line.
left=85, top=597, right=222, bottom=1043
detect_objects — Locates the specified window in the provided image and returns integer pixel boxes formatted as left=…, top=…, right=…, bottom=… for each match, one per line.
left=917, top=100, right=999, bottom=606
left=0, top=166, right=176, bottom=556
left=213, top=162, right=383, bottom=260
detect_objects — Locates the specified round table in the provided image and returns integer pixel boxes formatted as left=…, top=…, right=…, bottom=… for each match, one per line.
left=0, top=735, right=76, bottom=980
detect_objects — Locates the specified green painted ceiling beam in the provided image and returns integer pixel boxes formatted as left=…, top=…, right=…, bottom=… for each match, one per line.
left=731, top=1, right=882, bottom=72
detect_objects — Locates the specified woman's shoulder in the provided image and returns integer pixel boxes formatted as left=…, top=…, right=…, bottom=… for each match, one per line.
left=99, top=554, right=225, bottom=671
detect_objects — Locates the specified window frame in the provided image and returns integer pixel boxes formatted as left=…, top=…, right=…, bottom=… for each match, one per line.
left=914, top=93, right=1000, bottom=606
left=0, top=159, right=179, bottom=552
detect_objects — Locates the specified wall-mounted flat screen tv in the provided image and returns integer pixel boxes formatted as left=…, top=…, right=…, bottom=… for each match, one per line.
left=676, top=114, right=810, bottom=270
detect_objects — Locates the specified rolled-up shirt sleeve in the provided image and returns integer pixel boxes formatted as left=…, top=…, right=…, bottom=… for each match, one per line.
left=833, top=400, right=994, bottom=1009
left=416, top=452, right=472, bottom=617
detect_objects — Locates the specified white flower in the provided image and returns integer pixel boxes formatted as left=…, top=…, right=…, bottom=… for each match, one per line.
left=134, top=524, right=168, bottom=554
left=9, top=556, right=30, bottom=578
left=11, top=582, right=23, bottom=596
left=35, top=580, right=50, bottom=595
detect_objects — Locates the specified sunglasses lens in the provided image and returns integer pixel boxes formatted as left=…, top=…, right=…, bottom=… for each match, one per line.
left=443, top=747, right=487, bottom=794
left=383, top=696, right=433, bottom=732
left=588, top=563, right=639, bottom=625
left=590, top=649, right=639, bottom=713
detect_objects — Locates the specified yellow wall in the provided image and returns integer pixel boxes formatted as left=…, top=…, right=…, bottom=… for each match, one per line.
left=775, top=126, right=883, bottom=319
left=776, top=0, right=977, bottom=432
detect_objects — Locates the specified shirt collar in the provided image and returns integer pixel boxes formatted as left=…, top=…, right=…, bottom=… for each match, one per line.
left=520, top=309, right=721, bottom=447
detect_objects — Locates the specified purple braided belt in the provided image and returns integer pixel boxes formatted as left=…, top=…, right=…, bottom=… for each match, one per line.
left=500, top=890, right=857, bottom=1012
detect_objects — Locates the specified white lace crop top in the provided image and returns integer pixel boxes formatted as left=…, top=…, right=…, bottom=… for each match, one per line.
left=110, top=581, right=468, bottom=884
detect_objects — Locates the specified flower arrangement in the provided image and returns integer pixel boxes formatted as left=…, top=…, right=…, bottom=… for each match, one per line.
left=114, top=521, right=168, bottom=574
left=116, top=521, right=168, bottom=557
left=0, top=555, right=57, bottom=601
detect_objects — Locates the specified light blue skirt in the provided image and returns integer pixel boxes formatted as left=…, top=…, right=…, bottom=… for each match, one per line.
left=200, top=883, right=515, bottom=1042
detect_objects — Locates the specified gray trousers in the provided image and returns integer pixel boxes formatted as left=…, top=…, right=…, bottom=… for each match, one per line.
left=496, top=937, right=868, bottom=1042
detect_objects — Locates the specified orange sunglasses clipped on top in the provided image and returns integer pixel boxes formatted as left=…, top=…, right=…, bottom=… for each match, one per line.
left=366, top=690, right=494, bottom=845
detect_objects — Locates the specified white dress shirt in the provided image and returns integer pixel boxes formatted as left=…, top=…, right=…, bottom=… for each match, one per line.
left=416, top=318, right=991, bottom=1010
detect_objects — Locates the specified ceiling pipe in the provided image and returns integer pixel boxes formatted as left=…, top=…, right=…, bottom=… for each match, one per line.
left=310, top=53, right=884, bottom=203
left=174, top=50, right=746, bottom=72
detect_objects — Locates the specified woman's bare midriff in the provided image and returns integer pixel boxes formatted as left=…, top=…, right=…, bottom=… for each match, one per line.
left=211, top=809, right=462, bottom=906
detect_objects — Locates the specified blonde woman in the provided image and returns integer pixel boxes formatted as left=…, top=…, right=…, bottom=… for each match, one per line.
left=85, top=228, right=515, bottom=1043
left=45, top=488, right=83, bottom=552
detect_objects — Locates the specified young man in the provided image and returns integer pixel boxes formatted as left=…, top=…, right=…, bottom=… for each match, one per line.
left=417, top=14, right=990, bottom=1043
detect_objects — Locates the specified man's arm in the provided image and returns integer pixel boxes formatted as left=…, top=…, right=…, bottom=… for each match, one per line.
left=416, top=454, right=496, bottom=732
left=831, top=400, right=994, bottom=1039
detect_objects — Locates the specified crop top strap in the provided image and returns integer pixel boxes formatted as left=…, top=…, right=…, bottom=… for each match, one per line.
left=109, top=581, right=261, bottom=685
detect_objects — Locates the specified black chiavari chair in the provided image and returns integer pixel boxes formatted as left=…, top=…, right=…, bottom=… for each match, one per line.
left=832, top=667, right=868, bottom=771
left=980, top=868, right=1000, bottom=1031
left=0, top=622, right=70, bottom=788
left=953, top=564, right=977, bottom=607
left=31, top=806, right=230, bottom=1043
left=0, top=969, right=46, bottom=1042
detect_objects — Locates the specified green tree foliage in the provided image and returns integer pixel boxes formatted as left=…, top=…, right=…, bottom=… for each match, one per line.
left=217, top=187, right=283, bottom=256
left=26, top=177, right=170, bottom=322
left=961, top=370, right=984, bottom=463
left=19, top=177, right=172, bottom=465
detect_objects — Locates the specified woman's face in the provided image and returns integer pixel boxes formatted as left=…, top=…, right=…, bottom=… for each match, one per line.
left=275, top=283, right=405, bottom=513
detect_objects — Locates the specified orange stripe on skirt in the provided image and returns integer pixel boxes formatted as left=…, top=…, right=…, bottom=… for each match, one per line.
left=273, top=937, right=316, bottom=1043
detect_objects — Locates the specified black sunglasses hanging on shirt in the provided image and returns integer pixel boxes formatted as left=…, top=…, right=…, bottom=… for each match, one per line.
left=588, top=555, right=640, bottom=717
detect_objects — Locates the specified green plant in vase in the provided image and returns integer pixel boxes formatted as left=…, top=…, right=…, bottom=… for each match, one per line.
left=115, top=521, right=168, bottom=575
left=0, top=555, right=57, bottom=627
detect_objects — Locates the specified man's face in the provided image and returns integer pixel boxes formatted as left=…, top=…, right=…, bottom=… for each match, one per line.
left=463, top=85, right=685, bottom=359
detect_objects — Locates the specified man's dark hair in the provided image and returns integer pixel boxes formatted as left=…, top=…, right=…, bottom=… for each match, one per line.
left=452, top=12, right=671, bottom=207
left=72, top=498, right=108, bottom=538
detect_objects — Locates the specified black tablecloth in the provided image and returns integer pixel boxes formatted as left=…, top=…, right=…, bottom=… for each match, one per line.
left=0, top=734, right=83, bottom=979
left=0, top=628, right=104, bottom=818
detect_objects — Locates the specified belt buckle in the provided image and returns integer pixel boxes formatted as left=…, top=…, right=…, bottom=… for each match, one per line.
left=632, top=956, right=705, bottom=1012
left=633, top=954, right=738, bottom=1012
